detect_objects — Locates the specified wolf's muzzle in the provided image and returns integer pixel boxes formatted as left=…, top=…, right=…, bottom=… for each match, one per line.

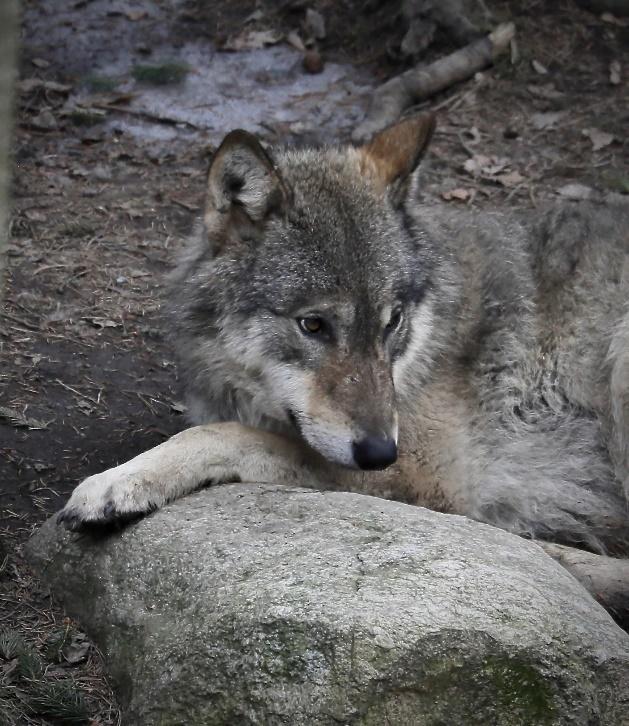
left=352, top=436, right=398, bottom=470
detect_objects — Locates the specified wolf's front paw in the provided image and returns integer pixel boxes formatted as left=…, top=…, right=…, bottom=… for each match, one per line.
left=57, top=470, right=161, bottom=532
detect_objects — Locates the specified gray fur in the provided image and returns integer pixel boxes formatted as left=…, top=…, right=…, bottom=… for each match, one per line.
left=170, top=134, right=629, bottom=555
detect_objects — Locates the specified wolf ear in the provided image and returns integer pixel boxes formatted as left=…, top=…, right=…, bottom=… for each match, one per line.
left=359, top=113, right=436, bottom=202
left=204, top=130, right=291, bottom=249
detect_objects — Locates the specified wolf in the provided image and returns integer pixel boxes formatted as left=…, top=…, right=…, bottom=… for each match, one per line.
left=58, top=114, right=629, bottom=558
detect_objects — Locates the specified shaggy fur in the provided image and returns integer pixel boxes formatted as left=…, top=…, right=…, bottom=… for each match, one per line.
left=59, top=116, right=629, bottom=557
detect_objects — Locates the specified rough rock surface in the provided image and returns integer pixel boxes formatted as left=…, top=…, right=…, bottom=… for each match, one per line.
left=27, top=484, right=629, bottom=725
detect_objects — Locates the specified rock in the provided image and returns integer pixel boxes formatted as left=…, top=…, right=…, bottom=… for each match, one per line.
left=303, top=49, right=324, bottom=74
left=27, top=484, right=629, bottom=725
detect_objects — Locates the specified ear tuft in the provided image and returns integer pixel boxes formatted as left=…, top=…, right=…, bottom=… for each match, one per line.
left=206, top=130, right=290, bottom=226
left=359, top=113, right=436, bottom=192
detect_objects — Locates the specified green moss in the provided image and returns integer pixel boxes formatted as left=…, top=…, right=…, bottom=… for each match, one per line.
left=132, top=61, right=189, bottom=86
left=602, top=172, right=629, bottom=195
left=67, top=108, right=105, bottom=126
left=486, top=656, right=555, bottom=723
left=84, top=74, right=118, bottom=93
left=360, top=644, right=556, bottom=725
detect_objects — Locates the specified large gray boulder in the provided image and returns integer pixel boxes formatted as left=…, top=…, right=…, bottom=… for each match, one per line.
left=27, top=484, right=629, bottom=725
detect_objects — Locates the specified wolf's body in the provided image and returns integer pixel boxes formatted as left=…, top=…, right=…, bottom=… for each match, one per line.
left=59, top=116, right=629, bottom=557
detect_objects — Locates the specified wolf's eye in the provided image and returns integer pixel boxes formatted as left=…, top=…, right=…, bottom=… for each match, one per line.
left=298, top=316, right=324, bottom=335
left=385, top=307, right=403, bottom=334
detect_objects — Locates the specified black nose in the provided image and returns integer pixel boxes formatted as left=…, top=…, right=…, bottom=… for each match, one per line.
left=352, top=436, right=398, bottom=470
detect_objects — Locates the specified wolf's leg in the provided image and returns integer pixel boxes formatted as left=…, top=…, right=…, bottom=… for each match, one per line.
left=57, top=423, right=326, bottom=530
left=609, top=311, right=629, bottom=498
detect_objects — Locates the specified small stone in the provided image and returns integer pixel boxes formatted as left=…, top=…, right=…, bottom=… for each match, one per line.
left=303, top=50, right=324, bottom=74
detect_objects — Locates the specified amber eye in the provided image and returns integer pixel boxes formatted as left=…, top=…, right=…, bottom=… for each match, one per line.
left=298, top=316, right=324, bottom=335
left=386, top=307, right=403, bottom=332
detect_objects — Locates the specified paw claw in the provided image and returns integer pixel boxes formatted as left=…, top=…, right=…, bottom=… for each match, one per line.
left=56, top=502, right=149, bottom=533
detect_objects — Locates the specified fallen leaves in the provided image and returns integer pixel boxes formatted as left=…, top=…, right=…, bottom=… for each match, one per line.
left=463, top=154, right=525, bottom=187
left=82, top=317, right=121, bottom=329
left=527, top=83, right=563, bottom=101
left=31, top=57, right=50, bottom=69
left=0, top=406, right=48, bottom=430
left=17, top=78, right=72, bottom=95
left=287, top=30, right=306, bottom=52
left=530, top=111, right=564, bottom=131
left=221, top=29, right=284, bottom=51
left=531, top=59, right=548, bottom=75
left=583, top=128, right=615, bottom=151
left=442, top=188, right=474, bottom=202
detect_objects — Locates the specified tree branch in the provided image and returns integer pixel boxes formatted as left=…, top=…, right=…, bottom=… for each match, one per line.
left=538, top=542, right=629, bottom=631
left=353, top=22, right=515, bottom=143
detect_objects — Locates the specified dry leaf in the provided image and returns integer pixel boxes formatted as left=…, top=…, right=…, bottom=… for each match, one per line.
left=125, top=9, right=147, bottom=21
left=496, top=171, right=525, bottom=187
left=287, top=30, right=306, bottom=52
left=244, top=9, right=264, bottom=23
left=463, top=155, right=509, bottom=177
left=63, top=639, right=90, bottom=664
left=442, top=188, right=473, bottom=202
left=557, top=183, right=593, bottom=200
left=530, top=111, right=564, bottom=130
left=527, top=83, right=562, bottom=100
left=583, top=128, right=614, bottom=151
left=32, top=57, right=51, bottom=69
left=24, top=209, right=47, bottom=222
left=222, top=29, right=283, bottom=51
left=467, top=126, right=481, bottom=144
left=531, top=59, right=548, bottom=75
left=82, top=317, right=121, bottom=328
left=18, top=78, right=72, bottom=94
left=0, top=406, right=48, bottom=430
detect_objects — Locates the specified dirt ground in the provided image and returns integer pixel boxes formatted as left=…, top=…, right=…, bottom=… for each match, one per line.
left=1, top=0, right=628, bottom=722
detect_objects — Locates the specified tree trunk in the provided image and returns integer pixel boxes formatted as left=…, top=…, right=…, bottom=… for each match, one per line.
left=0, top=0, right=18, bottom=300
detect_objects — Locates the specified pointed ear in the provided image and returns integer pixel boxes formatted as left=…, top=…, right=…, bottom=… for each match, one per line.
left=204, top=130, right=291, bottom=248
left=358, top=113, right=436, bottom=201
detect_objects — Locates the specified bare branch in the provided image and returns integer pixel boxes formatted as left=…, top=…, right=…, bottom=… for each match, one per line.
left=353, top=22, right=515, bottom=143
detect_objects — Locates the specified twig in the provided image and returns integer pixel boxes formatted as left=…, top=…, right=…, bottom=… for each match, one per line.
left=0, top=310, right=40, bottom=331
left=54, top=379, right=101, bottom=406
left=91, top=103, right=201, bottom=130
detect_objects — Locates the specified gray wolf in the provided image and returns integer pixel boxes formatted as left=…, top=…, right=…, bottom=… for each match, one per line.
left=58, top=114, right=629, bottom=557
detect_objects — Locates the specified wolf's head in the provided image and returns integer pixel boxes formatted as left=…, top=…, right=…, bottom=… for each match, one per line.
left=176, top=115, right=441, bottom=471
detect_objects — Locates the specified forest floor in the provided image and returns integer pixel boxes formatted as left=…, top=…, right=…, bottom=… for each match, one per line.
left=1, top=0, right=628, bottom=722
